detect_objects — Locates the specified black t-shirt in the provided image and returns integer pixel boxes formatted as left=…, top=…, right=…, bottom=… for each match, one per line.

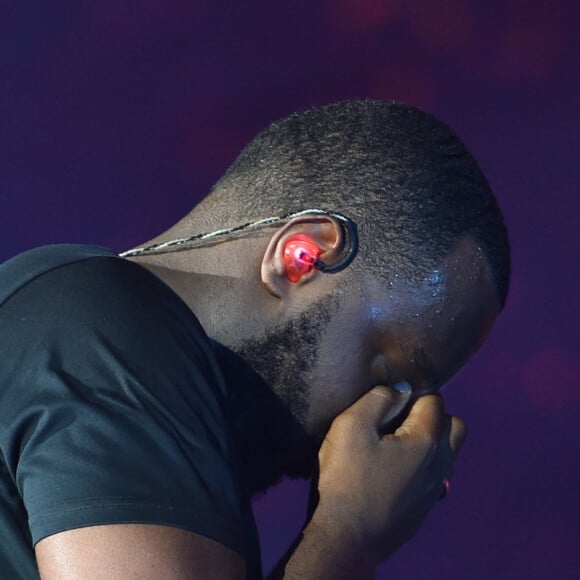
left=0, top=245, right=261, bottom=579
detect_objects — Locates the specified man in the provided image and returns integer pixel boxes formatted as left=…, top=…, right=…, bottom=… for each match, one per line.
left=0, top=100, right=509, bottom=579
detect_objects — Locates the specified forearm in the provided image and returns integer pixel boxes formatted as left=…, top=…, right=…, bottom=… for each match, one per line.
left=267, top=514, right=375, bottom=580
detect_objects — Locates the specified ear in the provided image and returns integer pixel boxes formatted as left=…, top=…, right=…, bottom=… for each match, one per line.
left=261, top=214, right=346, bottom=299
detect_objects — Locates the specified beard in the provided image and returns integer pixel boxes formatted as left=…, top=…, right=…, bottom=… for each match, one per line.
left=212, top=296, right=337, bottom=496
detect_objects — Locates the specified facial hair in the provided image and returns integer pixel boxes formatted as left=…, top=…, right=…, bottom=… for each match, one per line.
left=213, top=296, right=337, bottom=496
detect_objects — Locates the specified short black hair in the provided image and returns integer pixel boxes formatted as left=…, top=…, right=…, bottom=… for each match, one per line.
left=204, top=100, right=510, bottom=307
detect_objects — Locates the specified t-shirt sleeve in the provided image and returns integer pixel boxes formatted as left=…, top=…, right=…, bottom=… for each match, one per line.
left=0, top=256, right=247, bottom=555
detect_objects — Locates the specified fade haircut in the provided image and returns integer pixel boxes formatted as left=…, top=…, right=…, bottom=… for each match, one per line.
left=200, top=100, right=510, bottom=307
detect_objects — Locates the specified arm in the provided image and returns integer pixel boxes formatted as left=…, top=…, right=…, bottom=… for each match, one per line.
left=269, top=387, right=466, bottom=579
left=5, top=258, right=251, bottom=578
left=36, top=524, right=246, bottom=580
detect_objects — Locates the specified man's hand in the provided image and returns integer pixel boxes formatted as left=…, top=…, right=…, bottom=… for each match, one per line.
left=269, top=386, right=466, bottom=579
left=313, top=386, right=466, bottom=567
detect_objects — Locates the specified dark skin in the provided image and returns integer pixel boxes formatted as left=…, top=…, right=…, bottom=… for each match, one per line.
left=36, top=214, right=500, bottom=579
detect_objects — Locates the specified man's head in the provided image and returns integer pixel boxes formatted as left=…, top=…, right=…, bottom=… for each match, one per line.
left=135, top=99, right=509, bottom=490
left=195, top=100, right=509, bottom=422
left=198, top=100, right=509, bottom=304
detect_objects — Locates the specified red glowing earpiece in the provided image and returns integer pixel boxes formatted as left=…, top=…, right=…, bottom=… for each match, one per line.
left=283, top=236, right=323, bottom=282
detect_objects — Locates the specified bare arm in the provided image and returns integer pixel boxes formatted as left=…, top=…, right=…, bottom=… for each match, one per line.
left=36, top=524, right=246, bottom=580
left=269, top=387, right=466, bottom=579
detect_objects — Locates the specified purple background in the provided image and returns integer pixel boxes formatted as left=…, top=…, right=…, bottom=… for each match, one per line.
left=2, top=1, right=579, bottom=578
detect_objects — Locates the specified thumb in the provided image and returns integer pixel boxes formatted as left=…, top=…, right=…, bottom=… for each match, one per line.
left=344, top=382, right=412, bottom=432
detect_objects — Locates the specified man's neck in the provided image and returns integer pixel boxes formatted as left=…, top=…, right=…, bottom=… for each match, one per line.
left=126, top=233, right=280, bottom=346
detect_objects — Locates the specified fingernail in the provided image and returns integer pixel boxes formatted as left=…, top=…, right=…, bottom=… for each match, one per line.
left=392, top=381, right=412, bottom=395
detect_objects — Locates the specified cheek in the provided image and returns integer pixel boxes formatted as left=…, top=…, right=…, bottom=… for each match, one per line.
left=305, top=341, right=374, bottom=439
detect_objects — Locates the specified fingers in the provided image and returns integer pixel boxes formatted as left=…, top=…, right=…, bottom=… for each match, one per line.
left=393, top=396, right=467, bottom=466
left=434, top=416, right=467, bottom=494
left=341, top=385, right=412, bottom=432
left=439, top=415, right=467, bottom=456
left=394, top=394, right=444, bottom=445
left=449, top=416, right=467, bottom=456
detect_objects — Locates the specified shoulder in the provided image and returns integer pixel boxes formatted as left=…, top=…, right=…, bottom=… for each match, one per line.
left=0, top=244, right=227, bottom=424
left=0, top=244, right=118, bottom=307
left=0, top=247, right=251, bottom=565
left=1, top=244, right=209, bottom=356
